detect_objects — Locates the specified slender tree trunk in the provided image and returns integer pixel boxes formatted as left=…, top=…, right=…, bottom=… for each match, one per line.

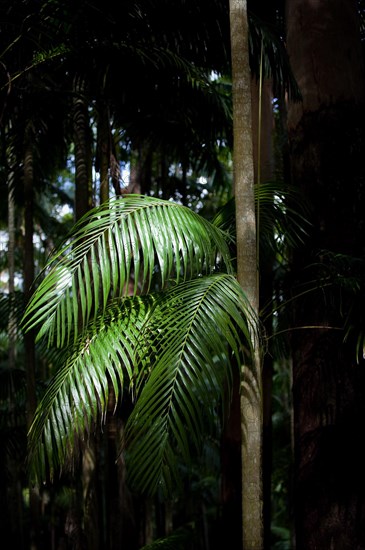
left=252, top=74, right=275, bottom=550
left=251, top=77, right=274, bottom=185
left=8, top=154, right=16, bottom=370
left=24, top=139, right=37, bottom=425
left=71, top=76, right=95, bottom=549
left=219, top=365, right=242, bottom=549
left=23, top=134, right=39, bottom=550
left=130, top=145, right=152, bottom=195
left=229, top=1, right=263, bottom=548
left=4, top=147, right=26, bottom=550
left=286, top=1, right=365, bottom=548
left=73, top=77, right=93, bottom=220
left=97, top=101, right=110, bottom=204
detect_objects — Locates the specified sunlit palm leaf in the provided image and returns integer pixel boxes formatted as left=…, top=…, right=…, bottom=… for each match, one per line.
left=27, top=295, right=153, bottom=482
left=28, top=275, right=256, bottom=487
left=125, top=273, right=256, bottom=496
left=22, top=195, right=232, bottom=348
left=24, top=196, right=257, bottom=492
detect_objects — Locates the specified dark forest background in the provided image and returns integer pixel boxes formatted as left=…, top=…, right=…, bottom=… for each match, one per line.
left=0, top=1, right=365, bottom=549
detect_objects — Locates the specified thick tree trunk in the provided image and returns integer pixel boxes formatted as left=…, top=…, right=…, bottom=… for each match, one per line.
left=286, top=1, right=365, bottom=548
left=229, top=1, right=263, bottom=548
left=286, top=0, right=365, bottom=131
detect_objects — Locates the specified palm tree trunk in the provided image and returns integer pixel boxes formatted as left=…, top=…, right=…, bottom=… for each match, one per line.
left=7, top=154, right=16, bottom=370
left=252, top=71, right=275, bottom=549
left=6, top=147, right=25, bottom=550
left=97, top=101, right=110, bottom=204
left=24, top=137, right=36, bottom=439
left=229, top=1, right=263, bottom=548
left=23, top=134, right=40, bottom=550
left=73, top=76, right=93, bottom=220
left=220, top=366, right=242, bottom=549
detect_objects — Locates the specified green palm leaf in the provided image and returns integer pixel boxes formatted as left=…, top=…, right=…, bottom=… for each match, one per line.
left=212, top=182, right=311, bottom=255
left=248, top=12, right=301, bottom=101
left=125, top=274, right=256, bottom=496
left=24, top=196, right=258, bottom=493
left=22, top=195, right=232, bottom=348
left=27, top=295, right=153, bottom=482
left=140, top=528, right=194, bottom=549
left=27, top=274, right=256, bottom=489
left=28, top=275, right=255, bottom=488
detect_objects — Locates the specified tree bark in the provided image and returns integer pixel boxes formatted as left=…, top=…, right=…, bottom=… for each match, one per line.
left=286, top=1, right=365, bottom=547
left=73, top=77, right=93, bottom=220
left=286, top=0, right=365, bottom=132
left=96, top=101, right=110, bottom=204
left=4, top=147, right=26, bottom=550
left=23, top=134, right=40, bottom=550
left=7, top=154, right=16, bottom=370
left=229, top=1, right=263, bottom=548
left=251, top=73, right=276, bottom=549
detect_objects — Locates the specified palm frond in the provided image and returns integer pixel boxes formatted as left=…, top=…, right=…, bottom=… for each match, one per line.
left=24, top=196, right=258, bottom=493
left=311, top=251, right=365, bottom=363
left=212, top=182, right=311, bottom=256
left=22, top=195, right=232, bottom=348
left=125, top=273, right=256, bottom=496
left=27, top=295, right=153, bottom=482
left=255, top=181, right=311, bottom=253
left=140, top=528, right=195, bottom=549
left=28, top=274, right=256, bottom=488
left=248, top=12, right=301, bottom=101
